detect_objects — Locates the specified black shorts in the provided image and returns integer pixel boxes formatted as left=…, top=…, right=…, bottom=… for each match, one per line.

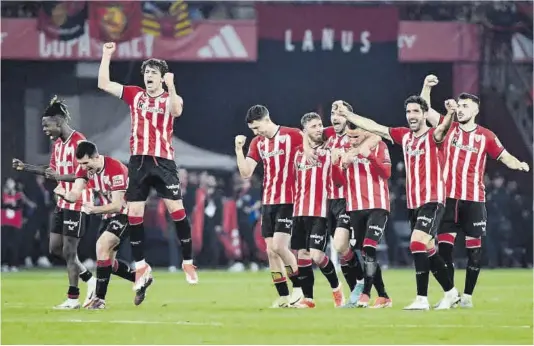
left=98, top=215, right=129, bottom=251
left=291, top=216, right=328, bottom=251
left=327, top=199, right=350, bottom=236
left=261, top=204, right=293, bottom=238
left=439, top=198, right=487, bottom=238
left=408, top=202, right=444, bottom=237
left=349, top=209, right=389, bottom=249
left=50, top=208, right=90, bottom=239
left=126, top=155, right=182, bottom=202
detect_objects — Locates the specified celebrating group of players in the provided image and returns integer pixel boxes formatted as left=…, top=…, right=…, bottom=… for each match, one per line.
left=11, top=43, right=529, bottom=312
left=235, top=74, right=529, bottom=310
left=12, top=42, right=198, bottom=310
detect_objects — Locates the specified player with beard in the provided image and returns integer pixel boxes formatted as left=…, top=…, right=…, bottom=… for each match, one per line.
left=291, top=112, right=346, bottom=308
left=323, top=100, right=381, bottom=305
left=98, top=42, right=198, bottom=294
left=421, top=75, right=530, bottom=308
left=235, top=105, right=304, bottom=308
left=12, top=97, right=96, bottom=309
left=54, top=141, right=149, bottom=309
left=335, top=96, right=461, bottom=310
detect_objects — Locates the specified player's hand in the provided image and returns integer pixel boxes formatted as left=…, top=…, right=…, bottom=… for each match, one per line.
left=331, top=148, right=343, bottom=163
left=235, top=135, right=246, bottom=150
left=341, top=152, right=355, bottom=169
left=444, top=99, right=458, bottom=113
left=332, top=100, right=349, bottom=117
left=44, top=168, right=58, bottom=180
left=303, top=146, right=318, bottom=165
left=424, top=74, right=439, bottom=88
left=359, top=146, right=371, bottom=158
left=519, top=162, right=530, bottom=172
left=83, top=203, right=96, bottom=214
left=102, top=42, right=116, bottom=56
left=12, top=158, right=25, bottom=171
left=163, top=73, right=174, bottom=88
left=53, top=185, right=65, bottom=196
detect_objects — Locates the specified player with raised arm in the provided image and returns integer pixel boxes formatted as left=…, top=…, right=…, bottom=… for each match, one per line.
left=337, top=123, right=393, bottom=309
left=291, top=112, right=346, bottom=308
left=335, top=96, right=460, bottom=310
left=12, top=97, right=96, bottom=309
left=235, top=105, right=304, bottom=308
left=420, top=75, right=530, bottom=308
left=98, top=42, right=197, bottom=294
left=54, top=141, right=146, bottom=309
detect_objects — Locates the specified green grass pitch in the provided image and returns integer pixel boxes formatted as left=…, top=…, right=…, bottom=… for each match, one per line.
left=1, top=269, right=532, bottom=344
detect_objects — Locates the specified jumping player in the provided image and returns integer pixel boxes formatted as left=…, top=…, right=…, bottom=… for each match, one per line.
left=323, top=100, right=380, bottom=305
left=339, top=124, right=393, bottom=308
left=54, top=141, right=147, bottom=309
left=421, top=75, right=530, bottom=307
left=98, top=42, right=198, bottom=293
left=235, top=105, right=304, bottom=308
left=12, top=97, right=96, bottom=309
left=291, top=112, right=346, bottom=308
left=335, top=96, right=460, bottom=310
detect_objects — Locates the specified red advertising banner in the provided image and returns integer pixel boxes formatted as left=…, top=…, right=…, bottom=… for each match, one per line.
left=257, top=4, right=399, bottom=54
left=398, top=21, right=481, bottom=62
left=88, top=2, right=142, bottom=43
left=1, top=18, right=257, bottom=61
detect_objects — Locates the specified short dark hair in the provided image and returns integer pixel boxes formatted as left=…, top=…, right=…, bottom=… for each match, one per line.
left=246, top=105, right=269, bottom=124
left=457, top=92, right=480, bottom=106
left=141, top=58, right=169, bottom=76
left=301, top=112, right=321, bottom=128
left=43, top=95, right=70, bottom=120
left=75, top=141, right=98, bottom=160
left=404, top=95, right=429, bottom=113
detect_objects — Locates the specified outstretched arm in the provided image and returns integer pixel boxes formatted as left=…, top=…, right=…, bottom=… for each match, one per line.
left=98, top=43, right=124, bottom=98
left=12, top=158, right=49, bottom=176
left=420, top=74, right=442, bottom=127
left=498, top=151, right=530, bottom=172
left=340, top=110, right=392, bottom=142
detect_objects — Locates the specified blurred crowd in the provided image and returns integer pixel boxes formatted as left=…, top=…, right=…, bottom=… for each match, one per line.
left=3, top=163, right=532, bottom=273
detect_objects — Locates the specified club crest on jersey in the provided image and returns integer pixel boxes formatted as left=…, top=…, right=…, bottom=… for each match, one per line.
left=278, top=135, right=287, bottom=143
left=474, top=134, right=482, bottom=142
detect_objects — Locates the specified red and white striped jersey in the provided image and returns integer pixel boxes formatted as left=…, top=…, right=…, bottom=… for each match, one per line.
left=442, top=121, right=505, bottom=202
left=247, top=126, right=302, bottom=205
left=122, top=85, right=175, bottom=160
left=345, top=141, right=391, bottom=212
left=324, top=126, right=349, bottom=199
left=76, top=156, right=128, bottom=219
left=49, top=131, right=93, bottom=211
left=389, top=127, right=445, bottom=209
left=293, top=145, right=332, bottom=217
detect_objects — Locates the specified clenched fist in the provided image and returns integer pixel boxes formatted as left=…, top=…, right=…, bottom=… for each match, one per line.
left=102, top=42, right=116, bottom=56
left=519, top=162, right=530, bottom=172
left=163, top=73, right=174, bottom=87
left=235, top=135, right=246, bottom=149
left=424, top=74, right=439, bottom=88
left=445, top=99, right=458, bottom=112
left=12, top=158, right=24, bottom=171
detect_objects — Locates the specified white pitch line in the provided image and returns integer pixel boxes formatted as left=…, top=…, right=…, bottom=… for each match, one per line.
left=2, top=319, right=223, bottom=327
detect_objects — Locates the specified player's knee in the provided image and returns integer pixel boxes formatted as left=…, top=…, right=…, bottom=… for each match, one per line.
left=265, top=243, right=278, bottom=260
left=410, top=230, right=430, bottom=244
left=270, top=239, right=288, bottom=255
left=127, top=203, right=145, bottom=218
left=466, top=238, right=482, bottom=267
left=309, top=249, right=325, bottom=264
left=333, top=231, right=349, bottom=253
left=49, top=241, right=62, bottom=257
left=96, top=234, right=118, bottom=259
left=61, top=244, right=77, bottom=262
left=362, top=246, right=378, bottom=277
left=297, top=249, right=310, bottom=260
left=164, top=199, right=185, bottom=214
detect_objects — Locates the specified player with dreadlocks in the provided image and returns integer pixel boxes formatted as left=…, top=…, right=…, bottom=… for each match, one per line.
left=13, top=96, right=97, bottom=309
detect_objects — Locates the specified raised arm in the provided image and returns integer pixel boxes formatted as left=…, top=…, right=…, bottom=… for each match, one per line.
left=338, top=107, right=392, bottom=142
left=420, top=74, right=442, bottom=127
left=432, top=99, right=457, bottom=143
left=163, top=73, right=184, bottom=118
left=98, top=43, right=124, bottom=98
left=235, top=135, right=258, bottom=179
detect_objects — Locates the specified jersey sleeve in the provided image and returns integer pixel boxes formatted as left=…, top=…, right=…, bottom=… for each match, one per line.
left=121, top=85, right=142, bottom=105
left=75, top=165, right=88, bottom=180
left=388, top=127, right=410, bottom=145
left=109, top=161, right=128, bottom=191
left=323, top=126, right=336, bottom=140
left=289, top=128, right=304, bottom=148
left=246, top=137, right=261, bottom=162
left=484, top=130, right=505, bottom=159
left=48, top=143, right=57, bottom=170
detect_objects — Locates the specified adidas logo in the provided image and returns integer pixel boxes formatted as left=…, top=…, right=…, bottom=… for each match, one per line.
left=197, top=25, right=248, bottom=59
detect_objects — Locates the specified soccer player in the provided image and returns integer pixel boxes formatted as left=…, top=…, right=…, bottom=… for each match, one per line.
left=98, top=42, right=198, bottom=292
left=335, top=96, right=461, bottom=310
left=291, top=112, right=347, bottom=308
left=420, top=75, right=530, bottom=307
left=54, top=141, right=146, bottom=309
left=235, top=105, right=304, bottom=308
left=338, top=125, right=393, bottom=308
left=12, top=97, right=96, bottom=309
left=324, top=100, right=381, bottom=305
